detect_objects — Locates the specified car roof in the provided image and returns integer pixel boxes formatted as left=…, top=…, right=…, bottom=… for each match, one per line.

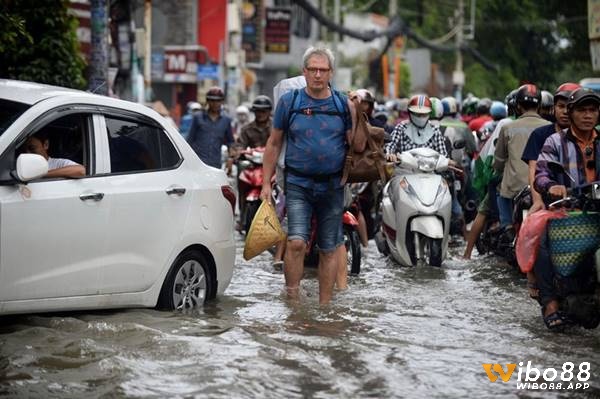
left=0, top=79, right=100, bottom=105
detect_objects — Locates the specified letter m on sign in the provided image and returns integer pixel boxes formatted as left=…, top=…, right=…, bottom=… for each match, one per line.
left=482, top=364, right=517, bottom=383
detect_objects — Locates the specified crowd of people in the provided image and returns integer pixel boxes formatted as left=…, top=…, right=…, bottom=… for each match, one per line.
left=176, top=45, right=600, bottom=330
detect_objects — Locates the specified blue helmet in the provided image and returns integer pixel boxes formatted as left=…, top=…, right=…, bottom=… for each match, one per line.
left=490, top=101, right=507, bottom=120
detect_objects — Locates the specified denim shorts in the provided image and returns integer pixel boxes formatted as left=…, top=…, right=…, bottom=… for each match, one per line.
left=286, top=183, right=344, bottom=252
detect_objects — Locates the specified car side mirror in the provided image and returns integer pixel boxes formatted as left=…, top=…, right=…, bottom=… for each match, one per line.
left=15, top=153, right=48, bottom=182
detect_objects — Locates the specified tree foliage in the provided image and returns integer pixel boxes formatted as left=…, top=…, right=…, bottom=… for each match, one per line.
left=0, top=0, right=86, bottom=89
left=349, top=0, right=594, bottom=99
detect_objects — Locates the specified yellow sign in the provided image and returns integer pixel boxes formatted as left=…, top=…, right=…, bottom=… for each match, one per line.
left=483, top=364, right=517, bottom=383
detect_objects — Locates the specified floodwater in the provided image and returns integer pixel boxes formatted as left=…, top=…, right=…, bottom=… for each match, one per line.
left=1, top=238, right=599, bottom=399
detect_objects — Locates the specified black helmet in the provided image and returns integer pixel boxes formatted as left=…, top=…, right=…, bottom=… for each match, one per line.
left=206, top=86, right=225, bottom=101
left=540, top=90, right=554, bottom=109
left=505, top=89, right=519, bottom=116
left=251, top=95, right=273, bottom=111
left=476, top=98, right=492, bottom=115
left=567, top=88, right=600, bottom=111
left=554, top=82, right=581, bottom=102
left=515, top=84, right=541, bottom=107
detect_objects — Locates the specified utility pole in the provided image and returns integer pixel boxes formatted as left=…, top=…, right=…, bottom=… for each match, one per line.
left=333, top=0, right=340, bottom=68
left=88, top=0, right=108, bottom=95
left=144, top=0, right=152, bottom=101
left=453, top=0, right=465, bottom=104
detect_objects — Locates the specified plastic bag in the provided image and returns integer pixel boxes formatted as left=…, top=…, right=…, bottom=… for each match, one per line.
left=515, top=209, right=567, bottom=273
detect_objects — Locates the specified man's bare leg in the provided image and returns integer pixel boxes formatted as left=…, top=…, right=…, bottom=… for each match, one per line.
left=318, top=249, right=338, bottom=304
left=335, top=244, right=348, bottom=290
left=463, top=212, right=487, bottom=259
left=284, top=239, right=306, bottom=298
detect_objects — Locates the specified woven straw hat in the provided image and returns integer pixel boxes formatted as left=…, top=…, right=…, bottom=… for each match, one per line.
left=243, top=201, right=286, bottom=261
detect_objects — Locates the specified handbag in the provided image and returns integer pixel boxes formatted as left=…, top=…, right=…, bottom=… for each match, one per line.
left=341, top=97, right=389, bottom=184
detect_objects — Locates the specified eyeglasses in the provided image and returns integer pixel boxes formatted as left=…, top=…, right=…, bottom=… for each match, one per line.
left=305, top=67, right=331, bottom=75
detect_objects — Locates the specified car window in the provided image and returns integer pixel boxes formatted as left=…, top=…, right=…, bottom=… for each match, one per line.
left=0, top=112, right=90, bottom=181
left=0, top=99, right=30, bottom=136
left=105, top=116, right=181, bottom=174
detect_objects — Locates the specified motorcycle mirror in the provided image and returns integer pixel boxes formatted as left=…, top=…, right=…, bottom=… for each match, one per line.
left=453, top=139, right=466, bottom=150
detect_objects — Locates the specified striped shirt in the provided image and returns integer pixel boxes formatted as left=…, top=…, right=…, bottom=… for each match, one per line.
left=535, top=128, right=600, bottom=194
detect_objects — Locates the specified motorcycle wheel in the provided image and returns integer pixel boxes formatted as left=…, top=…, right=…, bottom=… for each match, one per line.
left=344, top=226, right=361, bottom=275
left=244, top=201, right=260, bottom=234
left=475, top=235, right=488, bottom=255
left=425, top=237, right=443, bottom=267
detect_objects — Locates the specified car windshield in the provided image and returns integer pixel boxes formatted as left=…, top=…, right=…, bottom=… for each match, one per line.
left=0, top=99, right=30, bottom=136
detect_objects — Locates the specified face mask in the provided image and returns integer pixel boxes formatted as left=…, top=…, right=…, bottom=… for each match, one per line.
left=410, top=114, right=429, bottom=128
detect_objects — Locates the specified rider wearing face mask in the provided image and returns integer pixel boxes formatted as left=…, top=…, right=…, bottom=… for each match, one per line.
left=384, top=94, right=449, bottom=163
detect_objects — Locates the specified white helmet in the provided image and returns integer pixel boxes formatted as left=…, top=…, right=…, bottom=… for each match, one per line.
left=187, top=101, right=201, bottom=112
left=236, top=105, right=250, bottom=115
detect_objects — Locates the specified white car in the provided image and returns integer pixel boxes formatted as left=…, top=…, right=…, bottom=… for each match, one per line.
left=0, top=79, right=236, bottom=315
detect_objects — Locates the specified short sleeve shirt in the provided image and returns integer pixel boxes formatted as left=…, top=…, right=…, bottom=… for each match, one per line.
left=48, top=157, right=78, bottom=170
left=521, top=124, right=557, bottom=163
left=273, top=89, right=351, bottom=190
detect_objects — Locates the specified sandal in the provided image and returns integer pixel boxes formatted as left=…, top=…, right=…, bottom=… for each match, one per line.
left=542, top=309, right=569, bottom=331
left=272, top=260, right=284, bottom=270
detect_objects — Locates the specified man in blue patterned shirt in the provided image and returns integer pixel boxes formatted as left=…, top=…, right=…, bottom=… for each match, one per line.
left=260, top=46, right=364, bottom=305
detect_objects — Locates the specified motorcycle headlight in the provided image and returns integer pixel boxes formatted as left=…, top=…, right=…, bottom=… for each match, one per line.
left=416, top=155, right=438, bottom=172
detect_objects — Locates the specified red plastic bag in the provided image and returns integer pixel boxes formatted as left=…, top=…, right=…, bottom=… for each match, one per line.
left=515, top=209, right=567, bottom=273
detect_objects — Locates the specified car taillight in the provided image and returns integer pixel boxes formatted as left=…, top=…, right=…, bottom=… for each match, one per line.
left=221, top=185, right=236, bottom=214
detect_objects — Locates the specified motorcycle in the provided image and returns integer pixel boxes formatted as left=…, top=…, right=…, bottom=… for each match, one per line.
left=537, top=162, right=600, bottom=329
left=475, top=185, right=531, bottom=268
left=237, top=147, right=269, bottom=233
left=375, top=147, right=454, bottom=267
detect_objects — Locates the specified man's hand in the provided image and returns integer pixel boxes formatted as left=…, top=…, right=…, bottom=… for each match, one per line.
left=548, top=184, right=567, bottom=199
left=386, top=153, right=398, bottom=163
left=528, top=200, right=546, bottom=214
left=260, top=184, right=272, bottom=204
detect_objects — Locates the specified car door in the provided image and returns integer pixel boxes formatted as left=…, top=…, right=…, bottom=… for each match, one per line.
left=91, top=112, right=193, bottom=294
left=0, top=111, right=110, bottom=302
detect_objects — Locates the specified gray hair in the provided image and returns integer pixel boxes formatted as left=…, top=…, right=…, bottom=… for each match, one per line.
left=302, top=46, right=335, bottom=69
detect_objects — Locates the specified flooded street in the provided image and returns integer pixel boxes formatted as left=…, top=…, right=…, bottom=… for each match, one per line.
left=1, top=237, right=599, bottom=398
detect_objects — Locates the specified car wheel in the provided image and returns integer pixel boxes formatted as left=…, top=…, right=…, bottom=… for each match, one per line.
left=158, top=250, right=214, bottom=310
left=344, top=226, right=361, bottom=275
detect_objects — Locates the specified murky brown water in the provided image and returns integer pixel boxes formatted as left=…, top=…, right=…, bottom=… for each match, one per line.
left=1, top=238, right=599, bottom=398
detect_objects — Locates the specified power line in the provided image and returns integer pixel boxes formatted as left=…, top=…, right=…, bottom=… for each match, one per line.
left=291, top=0, right=499, bottom=71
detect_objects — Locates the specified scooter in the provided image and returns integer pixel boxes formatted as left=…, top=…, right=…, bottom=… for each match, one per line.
left=237, top=147, right=267, bottom=233
left=375, top=147, right=453, bottom=267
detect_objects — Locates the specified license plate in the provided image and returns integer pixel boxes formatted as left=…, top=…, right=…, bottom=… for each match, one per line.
left=454, top=180, right=461, bottom=191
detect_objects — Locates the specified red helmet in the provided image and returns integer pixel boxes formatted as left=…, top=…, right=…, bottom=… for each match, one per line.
left=554, top=82, right=581, bottom=102
left=206, top=86, right=225, bottom=101
left=408, top=94, right=432, bottom=114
